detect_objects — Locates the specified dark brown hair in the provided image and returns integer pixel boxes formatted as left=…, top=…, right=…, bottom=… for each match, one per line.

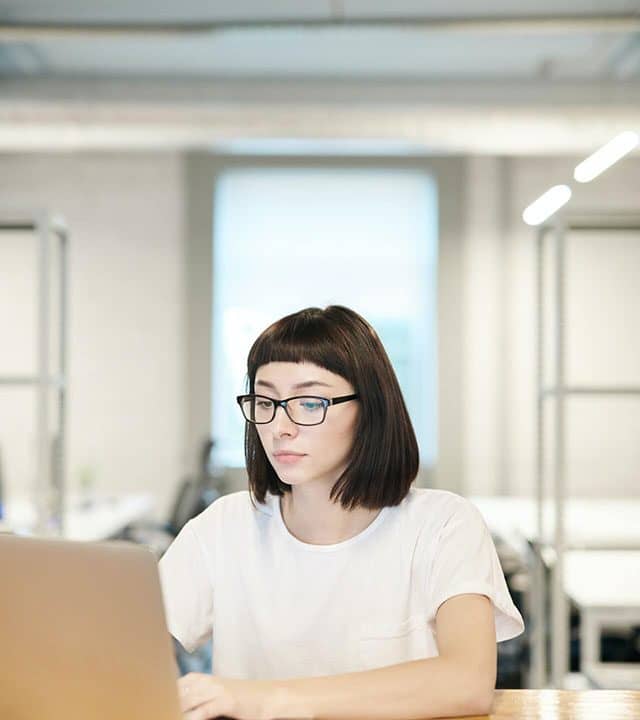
left=243, top=305, right=419, bottom=511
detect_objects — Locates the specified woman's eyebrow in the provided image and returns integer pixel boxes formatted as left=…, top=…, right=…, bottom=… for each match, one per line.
left=255, top=379, right=332, bottom=390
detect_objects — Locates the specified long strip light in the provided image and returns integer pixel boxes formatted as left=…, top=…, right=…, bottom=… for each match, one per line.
left=522, top=185, right=572, bottom=226
left=573, top=131, right=639, bottom=183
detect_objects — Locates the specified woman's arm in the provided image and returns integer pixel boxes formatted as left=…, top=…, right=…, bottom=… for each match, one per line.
left=269, top=594, right=496, bottom=720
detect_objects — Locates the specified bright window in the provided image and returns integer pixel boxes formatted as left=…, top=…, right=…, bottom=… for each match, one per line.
left=212, top=167, right=438, bottom=469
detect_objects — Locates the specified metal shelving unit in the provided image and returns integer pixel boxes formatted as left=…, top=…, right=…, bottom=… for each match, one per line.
left=0, top=212, right=68, bottom=536
left=532, top=213, right=640, bottom=689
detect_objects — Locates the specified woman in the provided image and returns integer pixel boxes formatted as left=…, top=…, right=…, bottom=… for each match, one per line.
left=159, top=305, right=524, bottom=720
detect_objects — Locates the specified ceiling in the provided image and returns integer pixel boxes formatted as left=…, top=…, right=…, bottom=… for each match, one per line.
left=0, top=1, right=639, bottom=153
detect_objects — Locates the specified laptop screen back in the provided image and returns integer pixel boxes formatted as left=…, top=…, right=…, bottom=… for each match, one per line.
left=0, top=533, right=182, bottom=720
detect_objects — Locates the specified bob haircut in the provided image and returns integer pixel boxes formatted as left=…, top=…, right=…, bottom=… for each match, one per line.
left=242, top=305, right=419, bottom=511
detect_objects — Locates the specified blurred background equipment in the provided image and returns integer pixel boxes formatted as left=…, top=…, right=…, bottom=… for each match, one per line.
left=532, top=214, right=640, bottom=689
left=0, top=212, right=68, bottom=537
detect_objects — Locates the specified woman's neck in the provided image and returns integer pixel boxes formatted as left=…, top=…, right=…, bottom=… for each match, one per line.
left=280, top=487, right=381, bottom=545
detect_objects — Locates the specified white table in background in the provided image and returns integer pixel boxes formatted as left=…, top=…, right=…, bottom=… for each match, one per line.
left=469, top=496, right=640, bottom=553
left=565, top=550, right=640, bottom=689
left=0, top=493, right=155, bottom=541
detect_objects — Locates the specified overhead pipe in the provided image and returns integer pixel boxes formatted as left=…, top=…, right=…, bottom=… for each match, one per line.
left=0, top=14, right=639, bottom=40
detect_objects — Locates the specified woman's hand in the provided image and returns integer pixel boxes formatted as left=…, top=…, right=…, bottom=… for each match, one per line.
left=178, top=672, right=280, bottom=720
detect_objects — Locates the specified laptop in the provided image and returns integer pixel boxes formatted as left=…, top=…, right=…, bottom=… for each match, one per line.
left=0, top=532, right=183, bottom=720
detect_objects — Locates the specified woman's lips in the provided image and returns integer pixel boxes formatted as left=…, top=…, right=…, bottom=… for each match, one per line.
left=273, top=453, right=306, bottom=465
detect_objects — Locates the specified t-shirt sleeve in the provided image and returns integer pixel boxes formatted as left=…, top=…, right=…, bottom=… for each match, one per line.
left=426, top=497, right=525, bottom=643
left=158, top=520, right=214, bottom=653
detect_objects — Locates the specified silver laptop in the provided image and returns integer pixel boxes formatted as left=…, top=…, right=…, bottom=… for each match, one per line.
left=0, top=532, right=182, bottom=720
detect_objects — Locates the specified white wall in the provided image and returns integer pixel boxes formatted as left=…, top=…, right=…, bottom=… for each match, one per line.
left=0, top=152, right=187, bottom=520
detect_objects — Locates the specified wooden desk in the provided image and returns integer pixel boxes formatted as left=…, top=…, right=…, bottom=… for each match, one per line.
left=450, top=689, right=640, bottom=719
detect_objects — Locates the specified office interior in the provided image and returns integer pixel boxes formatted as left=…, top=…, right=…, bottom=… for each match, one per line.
left=1, top=1, right=639, bottom=696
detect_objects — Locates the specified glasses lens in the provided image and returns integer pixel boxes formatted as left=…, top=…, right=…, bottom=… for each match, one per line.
left=241, top=396, right=274, bottom=424
left=286, top=397, right=326, bottom=425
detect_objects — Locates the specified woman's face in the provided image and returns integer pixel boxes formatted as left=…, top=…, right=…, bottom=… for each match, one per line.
left=253, top=361, right=359, bottom=489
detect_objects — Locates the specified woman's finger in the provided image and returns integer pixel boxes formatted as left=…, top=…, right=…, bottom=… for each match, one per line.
left=178, top=673, right=208, bottom=712
left=183, top=698, right=223, bottom=720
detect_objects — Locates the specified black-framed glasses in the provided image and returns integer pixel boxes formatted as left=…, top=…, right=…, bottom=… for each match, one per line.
left=236, top=393, right=359, bottom=426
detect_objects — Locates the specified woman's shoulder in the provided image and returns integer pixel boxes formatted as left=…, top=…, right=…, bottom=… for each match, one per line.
left=405, top=486, right=474, bottom=514
left=189, top=489, right=274, bottom=529
left=404, top=487, right=485, bottom=535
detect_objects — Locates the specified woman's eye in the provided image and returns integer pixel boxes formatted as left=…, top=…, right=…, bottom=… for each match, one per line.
left=301, top=401, right=322, bottom=411
left=257, top=400, right=273, bottom=409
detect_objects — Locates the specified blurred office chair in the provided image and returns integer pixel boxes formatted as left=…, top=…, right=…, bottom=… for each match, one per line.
left=116, top=439, right=222, bottom=675
left=122, top=438, right=226, bottom=558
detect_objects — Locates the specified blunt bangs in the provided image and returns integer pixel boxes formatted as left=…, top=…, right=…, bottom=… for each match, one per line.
left=247, top=307, right=359, bottom=392
left=243, top=306, right=420, bottom=512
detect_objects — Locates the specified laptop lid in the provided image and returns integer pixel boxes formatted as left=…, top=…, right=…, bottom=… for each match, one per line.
left=0, top=532, right=182, bottom=720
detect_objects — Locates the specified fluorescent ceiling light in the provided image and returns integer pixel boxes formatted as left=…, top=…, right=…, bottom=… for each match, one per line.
left=522, top=184, right=572, bottom=226
left=573, top=131, right=639, bottom=183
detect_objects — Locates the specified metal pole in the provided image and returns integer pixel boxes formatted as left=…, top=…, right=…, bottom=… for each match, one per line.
left=530, top=226, right=547, bottom=687
left=35, top=214, right=51, bottom=534
left=56, top=223, right=68, bottom=537
left=551, top=217, right=569, bottom=687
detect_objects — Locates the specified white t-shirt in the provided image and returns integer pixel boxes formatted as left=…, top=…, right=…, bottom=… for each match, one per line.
left=158, top=486, right=525, bottom=680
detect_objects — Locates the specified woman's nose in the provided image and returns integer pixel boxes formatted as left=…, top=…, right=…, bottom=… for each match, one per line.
left=272, top=404, right=298, bottom=435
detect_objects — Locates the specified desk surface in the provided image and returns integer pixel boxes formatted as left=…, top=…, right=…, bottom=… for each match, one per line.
left=444, top=689, right=640, bottom=719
